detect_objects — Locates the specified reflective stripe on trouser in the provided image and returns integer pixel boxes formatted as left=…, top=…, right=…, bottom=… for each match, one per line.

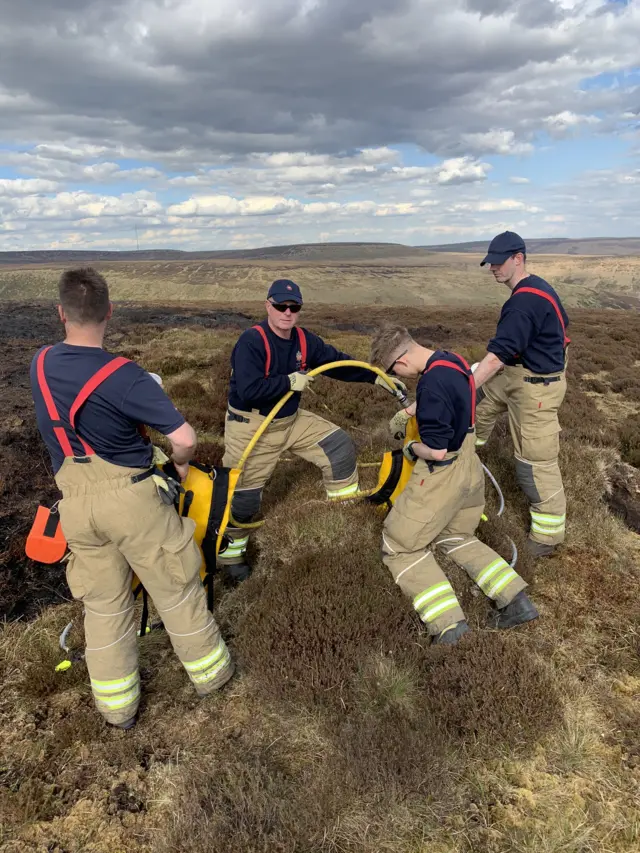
left=476, top=366, right=567, bottom=545
left=220, top=406, right=358, bottom=563
left=381, top=433, right=527, bottom=634
left=90, top=671, right=141, bottom=719
left=182, top=637, right=233, bottom=693
left=56, top=456, right=233, bottom=722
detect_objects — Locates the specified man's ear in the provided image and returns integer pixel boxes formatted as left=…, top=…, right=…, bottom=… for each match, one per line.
left=57, top=304, right=66, bottom=324
left=106, top=302, right=114, bottom=321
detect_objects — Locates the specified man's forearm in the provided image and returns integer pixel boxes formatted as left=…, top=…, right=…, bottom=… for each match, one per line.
left=473, top=353, right=504, bottom=389
left=412, top=442, right=448, bottom=462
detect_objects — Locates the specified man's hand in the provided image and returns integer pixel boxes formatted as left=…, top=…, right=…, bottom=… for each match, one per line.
left=172, top=461, right=190, bottom=482
left=375, top=375, right=407, bottom=395
left=389, top=409, right=412, bottom=440
left=472, top=353, right=504, bottom=389
left=402, top=441, right=419, bottom=462
left=289, top=371, right=315, bottom=392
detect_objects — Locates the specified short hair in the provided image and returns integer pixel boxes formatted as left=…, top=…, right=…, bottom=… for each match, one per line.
left=369, top=324, right=415, bottom=370
left=58, top=267, right=110, bottom=325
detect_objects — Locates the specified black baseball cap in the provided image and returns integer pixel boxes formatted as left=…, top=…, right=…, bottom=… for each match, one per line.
left=267, top=279, right=303, bottom=304
left=480, top=231, right=527, bottom=266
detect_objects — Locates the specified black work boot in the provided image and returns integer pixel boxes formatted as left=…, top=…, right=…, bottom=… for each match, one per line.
left=224, top=562, right=252, bottom=583
left=527, top=538, right=556, bottom=558
left=432, top=620, right=469, bottom=645
left=111, top=716, right=137, bottom=730
left=489, top=590, right=539, bottom=630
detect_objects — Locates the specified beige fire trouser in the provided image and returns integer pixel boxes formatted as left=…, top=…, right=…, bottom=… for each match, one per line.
left=220, top=406, right=358, bottom=566
left=475, top=365, right=567, bottom=546
left=56, top=456, right=234, bottom=726
left=382, top=432, right=527, bottom=636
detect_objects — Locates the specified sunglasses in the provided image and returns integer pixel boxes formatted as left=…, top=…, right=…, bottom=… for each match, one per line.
left=270, top=301, right=301, bottom=313
left=386, top=349, right=408, bottom=375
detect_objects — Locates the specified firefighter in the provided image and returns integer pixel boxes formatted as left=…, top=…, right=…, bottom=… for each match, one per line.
left=219, top=279, right=406, bottom=579
left=30, top=268, right=234, bottom=730
left=472, top=232, right=569, bottom=557
left=369, top=324, right=539, bottom=645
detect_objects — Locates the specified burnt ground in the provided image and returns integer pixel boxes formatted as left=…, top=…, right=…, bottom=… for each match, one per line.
left=2, top=300, right=640, bottom=621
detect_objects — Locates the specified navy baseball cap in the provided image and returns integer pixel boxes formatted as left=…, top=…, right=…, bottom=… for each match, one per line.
left=267, top=279, right=303, bottom=304
left=480, top=231, right=526, bottom=266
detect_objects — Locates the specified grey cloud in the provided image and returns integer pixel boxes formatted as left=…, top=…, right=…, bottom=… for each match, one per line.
left=0, top=0, right=637, bottom=161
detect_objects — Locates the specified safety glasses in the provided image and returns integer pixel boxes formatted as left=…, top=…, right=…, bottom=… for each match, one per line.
left=270, top=301, right=301, bottom=313
left=386, top=349, right=408, bottom=375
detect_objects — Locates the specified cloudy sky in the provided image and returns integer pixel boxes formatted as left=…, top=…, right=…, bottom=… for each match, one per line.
left=0, top=0, right=639, bottom=251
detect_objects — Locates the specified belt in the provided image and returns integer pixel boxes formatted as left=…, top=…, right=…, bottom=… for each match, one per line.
left=131, top=467, right=155, bottom=484
left=227, top=410, right=250, bottom=424
left=524, top=375, right=562, bottom=385
left=427, top=456, right=457, bottom=474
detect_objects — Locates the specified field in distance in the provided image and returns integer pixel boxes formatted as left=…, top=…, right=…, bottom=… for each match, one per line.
left=1, top=249, right=640, bottom=308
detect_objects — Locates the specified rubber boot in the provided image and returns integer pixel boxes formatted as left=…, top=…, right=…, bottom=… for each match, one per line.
left=527, top=538, right=556, bottom=558
left=432, top=620, right=469, bottom=646
left=489, top=590, right=539, bottom=630
left=111, top=717, right=137, bottom=730
left=224, top=562, right=252, bottom=583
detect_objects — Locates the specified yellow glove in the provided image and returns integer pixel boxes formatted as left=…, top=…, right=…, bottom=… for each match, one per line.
left=375, top=375, right=407, bottom=395
left=289, top=372, right=315, bottom=392
left=152, top=445, right=170, bottom=465
left=389, top=409, right=412, bottom=440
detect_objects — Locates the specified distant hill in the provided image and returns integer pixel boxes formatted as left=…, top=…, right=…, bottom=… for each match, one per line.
left=421, top=237, right=640, bottom=256
left=1, top=238, right=640, bottom=268
left=0, top=243, right=430, bottom=266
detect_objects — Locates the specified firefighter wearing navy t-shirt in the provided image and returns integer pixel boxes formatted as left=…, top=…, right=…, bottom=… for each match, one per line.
left=472, top=232, right=569, bottom=558
left=369, top=325, right=538, bottom=645
left=219, top=279, right=406, bottom=578
left=30, top=268, right=234, bottom=730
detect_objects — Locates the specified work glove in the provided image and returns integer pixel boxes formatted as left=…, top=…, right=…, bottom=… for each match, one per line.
left=402, top=441, right=420, bottom=463
left=152, top=445, right=170, bottom=465
left=152, top=472, right=185, bottom=506
left=389, top=408, right=412, bottom=440
left=375, top=375, right=408, bottom=395
left=289, top=371, right=315, bottom=392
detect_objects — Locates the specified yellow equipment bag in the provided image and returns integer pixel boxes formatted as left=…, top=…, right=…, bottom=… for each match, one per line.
left=131, top=461, right=237, bottom=619
left=367, top=417, right=420, bottom=511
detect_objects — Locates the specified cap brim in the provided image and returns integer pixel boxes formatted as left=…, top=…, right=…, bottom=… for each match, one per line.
left=270, top=294, right=303, bottom=304
left=480, top=252, right=510, bottom=267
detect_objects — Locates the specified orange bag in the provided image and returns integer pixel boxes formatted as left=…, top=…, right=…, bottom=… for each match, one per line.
left=25, top=504, right=68, bottom=564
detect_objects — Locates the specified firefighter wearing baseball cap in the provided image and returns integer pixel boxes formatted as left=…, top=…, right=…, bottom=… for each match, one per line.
left=219, top=279, right=406, bottom=579
left=30, top=268, right=234, bottom=729
left=369, top=324, right=538, bottom=644
left=472, top=232, right=570, bottom=557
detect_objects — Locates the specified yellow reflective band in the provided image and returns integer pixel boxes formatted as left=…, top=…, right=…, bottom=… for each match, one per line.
left=183, top=642, right=227, bottom=673
left=422, top=597, right=460, bottom=624
left=475, top=438, right=487, bottom=446
left=190, top=652, right=231, bottom=684
left=413, top=582, right=454, bottom=613
left=475, top=558, right=509, bottom=590
left=326, top=482, right=360, bottom=499
left=531, top=520, right=565, bottom=534
left=91, top=671, right=139, bottom=694
left=530, top=511, right=566, bottom=524
left=95, top=685, right=140, bottom=710
left=488, top=569, right=519, bottom=598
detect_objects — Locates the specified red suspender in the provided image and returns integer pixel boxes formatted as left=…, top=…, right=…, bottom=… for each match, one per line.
left=296, top=327, right=308, bottom=372
left=426, top=353, right=476, bottom=430
left=513, top=287, right=571, bottom=347
left=252, top=325, right=308, bottom=377
left=36, top=347, right=130, bottom=458
left=252, top=325, right=271, bottom=377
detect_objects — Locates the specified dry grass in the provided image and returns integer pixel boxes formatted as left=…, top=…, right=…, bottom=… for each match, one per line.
left=2, top=301, right=640, bottom=852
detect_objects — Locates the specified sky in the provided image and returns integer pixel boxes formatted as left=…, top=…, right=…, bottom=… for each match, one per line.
left=0, top=0, right=639, bottom=251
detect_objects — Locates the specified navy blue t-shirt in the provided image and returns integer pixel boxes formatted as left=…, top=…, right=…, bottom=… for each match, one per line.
left=416, top=351, right=473, bottom=452
left=488, top=274, right=569, bottom=374
left=30, top=343, right=185, bottom=474
left=228, top=321, right=376, bottom=418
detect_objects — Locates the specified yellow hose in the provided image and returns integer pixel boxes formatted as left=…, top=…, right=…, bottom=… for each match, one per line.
left=223, top=361, right=400, bottom=535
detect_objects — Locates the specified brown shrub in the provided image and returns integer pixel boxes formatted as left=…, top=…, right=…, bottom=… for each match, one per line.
left=619, top=413, right=640, bottom=468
